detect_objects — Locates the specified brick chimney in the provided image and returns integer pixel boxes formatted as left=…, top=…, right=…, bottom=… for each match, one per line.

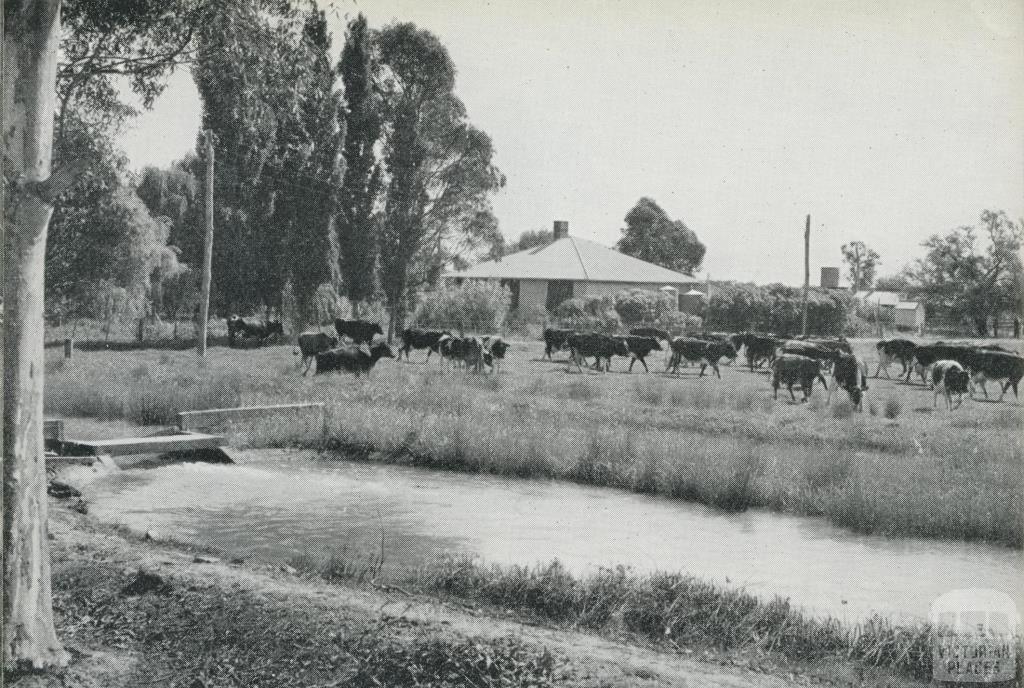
left=553, top=220, right=569, bottom=240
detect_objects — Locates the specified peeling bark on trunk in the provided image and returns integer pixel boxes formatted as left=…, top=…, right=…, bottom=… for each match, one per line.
left=3, top=0, right=70, bottom=672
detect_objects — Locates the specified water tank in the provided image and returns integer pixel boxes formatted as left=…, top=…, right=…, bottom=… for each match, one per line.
left=820, top=267, right=840, bottom=289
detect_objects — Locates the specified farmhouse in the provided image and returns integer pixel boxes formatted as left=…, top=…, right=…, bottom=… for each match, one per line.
left=446, top=221, right=693, bottom=311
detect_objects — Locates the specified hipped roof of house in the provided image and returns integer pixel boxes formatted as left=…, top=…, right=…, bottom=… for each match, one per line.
left=447, top=236, right=694, bottom=283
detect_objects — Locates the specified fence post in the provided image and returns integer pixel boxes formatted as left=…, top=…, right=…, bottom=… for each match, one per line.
left=63, top=338, right=73, bottom=360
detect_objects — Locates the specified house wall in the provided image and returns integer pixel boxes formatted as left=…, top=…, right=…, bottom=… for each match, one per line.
left=518, top=279, right=548, bottom=313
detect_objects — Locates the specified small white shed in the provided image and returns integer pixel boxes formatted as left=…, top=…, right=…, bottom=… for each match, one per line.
left=894, top=301, right=924, bottom=329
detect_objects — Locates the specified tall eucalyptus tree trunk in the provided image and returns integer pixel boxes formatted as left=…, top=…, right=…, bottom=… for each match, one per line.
left=3, top=0, right=69, bottom=671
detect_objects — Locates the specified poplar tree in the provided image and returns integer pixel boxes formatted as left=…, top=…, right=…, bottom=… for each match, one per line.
left=337, top=13, right=382, bottom=318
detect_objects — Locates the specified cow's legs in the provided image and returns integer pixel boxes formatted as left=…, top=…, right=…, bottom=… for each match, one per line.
left=788, top=384, right=797, bottom=402
left=638, top=357, right=648, bottom=373
left=712, top=363, right=721, bottom=379
left=698, top=363, right=706, bottom=377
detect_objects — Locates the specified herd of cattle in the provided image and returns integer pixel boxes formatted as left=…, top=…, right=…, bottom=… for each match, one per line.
left=290, top=320, right=509, bottom=378
left=230, top=314, right=1023, bottom=411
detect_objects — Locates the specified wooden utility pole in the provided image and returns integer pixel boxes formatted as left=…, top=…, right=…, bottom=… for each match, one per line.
left=198, top=131, right=215, bottom=357
left=801, top=214, right=810, bottom=336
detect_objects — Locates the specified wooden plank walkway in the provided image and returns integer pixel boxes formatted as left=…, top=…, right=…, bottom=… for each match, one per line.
left=177, top=403, right=324, bottom=431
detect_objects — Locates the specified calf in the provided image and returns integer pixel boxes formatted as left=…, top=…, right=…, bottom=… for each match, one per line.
left=482, top=335, right=509, bottom=373
left=932, top=360, right=970, bottom=410
left=827, top=352, right=868, bottom=410
left=908, top=343, right=975, bottom=385
left=314, top=341, right=395, bottom=377
left=771, top=354, right=828, bottom=402
left=566, top=333, right=630, bottom=373
left=294, top=331, right=339, bottom=375
left=965, top=350, right=1024, bottom=401
left=874, top=339, right=917, bottom=379
left=621, top=335, right=662, bottom=372
left=543, top=328, right=576, bottom=359
left=334, top=318, right=384, bottom=345
left=399, top=328, right=449, bottom=362
left=666, top=338, right=737, bottom=378
left=629, top=327, right=671, bottom=343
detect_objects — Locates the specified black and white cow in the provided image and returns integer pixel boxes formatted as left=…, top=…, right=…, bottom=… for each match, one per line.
left=932, top=360, right=970, bottom=410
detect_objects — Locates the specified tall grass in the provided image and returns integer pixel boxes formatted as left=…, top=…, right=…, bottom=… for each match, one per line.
left=303, top=554, right=942, bottom=680
left=45, top=342, right=1024, bottom=546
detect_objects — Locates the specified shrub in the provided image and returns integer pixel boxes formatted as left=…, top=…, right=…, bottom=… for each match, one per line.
left=614, top=289, right=675, bottom=326
left=413, top=280, right=511, bottom=334
left=707, top=281, right=853, bottom=335
left=553, top=296, right=619, bottom=333
left=831, top=398, right=855, bottom=418
left=883, top=396, right=902, bottom=419
left=656, top=311, right=702, bottom=336
left=506, top=304, right=547, bottom=339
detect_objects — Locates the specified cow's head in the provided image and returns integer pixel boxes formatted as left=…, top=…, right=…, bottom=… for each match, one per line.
left=947, top=367, right=970, bottom=395
left=371, top=341, right=395, bottom=360
left=613, top=337, right=630, bottom=357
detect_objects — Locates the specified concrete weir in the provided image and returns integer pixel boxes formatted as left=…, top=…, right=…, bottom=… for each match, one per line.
left=45, top=419, right=232, bottom=467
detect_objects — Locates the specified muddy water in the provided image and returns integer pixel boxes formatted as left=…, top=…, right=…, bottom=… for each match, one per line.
left=80, top=449, right=1023, bottom=624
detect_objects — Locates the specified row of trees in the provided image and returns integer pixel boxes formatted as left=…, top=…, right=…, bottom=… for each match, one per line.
left=45, top=3, right=506, bottom=339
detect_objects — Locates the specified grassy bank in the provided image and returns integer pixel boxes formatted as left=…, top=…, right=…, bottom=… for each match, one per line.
left=44, top=338, right=1024, bottom=546
left=26, top=513, right=572, bottom=687
left=34, top=505, right=890, bottom=688
left=296, top=551, right=944, bottom=682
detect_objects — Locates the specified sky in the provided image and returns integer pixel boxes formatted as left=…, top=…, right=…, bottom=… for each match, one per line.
left=118, top=0, right=1024, bottom=286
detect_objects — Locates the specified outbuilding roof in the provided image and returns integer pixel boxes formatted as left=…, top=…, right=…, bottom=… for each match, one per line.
left=895, top=301, right=921, bottom=310
left=447, top=236, right=693, bottom=283
left=857, top=290, right=903, bottom=307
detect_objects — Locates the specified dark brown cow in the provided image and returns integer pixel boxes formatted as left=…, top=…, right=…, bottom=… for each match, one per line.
left=315, top=341, right=395, bottom=377
left=771, top=354, right=828, bottom=402
left=294, top=331, right=339, bottom=375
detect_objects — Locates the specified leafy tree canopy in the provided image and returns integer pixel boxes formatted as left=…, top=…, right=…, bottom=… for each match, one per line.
left=906, top=210, right=1023, bottom=333
left=840, top=240, right=880, bottom=292
left=512, top=229, right=553, bottom=253
left=617, top=197, right=705, bottom=275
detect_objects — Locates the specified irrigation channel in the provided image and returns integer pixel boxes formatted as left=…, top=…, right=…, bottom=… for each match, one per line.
left=78, top=448, right=1023, bottom=625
